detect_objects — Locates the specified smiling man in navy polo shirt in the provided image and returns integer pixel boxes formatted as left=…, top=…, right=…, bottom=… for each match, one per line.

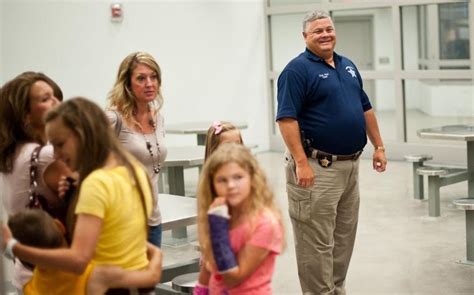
left=277, top=10, right=387, bottom=295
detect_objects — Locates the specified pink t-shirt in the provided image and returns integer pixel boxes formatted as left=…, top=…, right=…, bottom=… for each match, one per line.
left=209, top=210, right=283, bottom=295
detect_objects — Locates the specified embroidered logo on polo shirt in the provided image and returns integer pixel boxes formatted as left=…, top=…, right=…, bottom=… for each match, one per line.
left=345, top=66, right=357, bottom=78
left=318, top=73, right=329, bottom=79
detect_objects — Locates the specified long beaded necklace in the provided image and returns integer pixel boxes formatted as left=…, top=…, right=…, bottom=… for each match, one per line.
left=135, top=110, right=161, bottom=174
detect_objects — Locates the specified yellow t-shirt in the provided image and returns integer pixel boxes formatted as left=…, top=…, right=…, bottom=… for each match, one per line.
left=24, top=263, right=94, bottom=295
left=75, top=161, right=152, bottom=270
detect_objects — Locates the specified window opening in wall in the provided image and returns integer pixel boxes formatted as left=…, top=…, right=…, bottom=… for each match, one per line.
left=439, top=2, right=469, bottom=62
left=417, top=3, right=470, bottom=70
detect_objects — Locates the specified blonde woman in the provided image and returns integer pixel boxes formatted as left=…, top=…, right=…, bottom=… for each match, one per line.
left=107, top=52, right=167, bottom=247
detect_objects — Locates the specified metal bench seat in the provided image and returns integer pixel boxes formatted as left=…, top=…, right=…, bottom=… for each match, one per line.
left=416, top=166, right=469, bottom=217
left=453, top=198, right=474, bottom=265
left=172, top=272, right=199, bottom=294
left=404, top=154, right=433, bottom=200
left=453, top=198, right=474, bottom=210
left=155, top=258, right=200, bottom=294
left=404, top=154, right=433, bottom=163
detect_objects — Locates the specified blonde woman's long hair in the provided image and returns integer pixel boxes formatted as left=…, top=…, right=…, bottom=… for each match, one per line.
left=197, top=143, right=285, bottom=265
left=107, top=52, right=163, bottom=126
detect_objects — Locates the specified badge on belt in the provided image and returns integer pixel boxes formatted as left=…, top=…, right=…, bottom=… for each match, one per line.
left=318, top=156, right=332, bottom=168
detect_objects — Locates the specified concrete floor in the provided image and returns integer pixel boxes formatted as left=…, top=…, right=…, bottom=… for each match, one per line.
left=258, top=152, right=474, bottom=295
left=3, top=152, right=474, bottom=294
left=163, top=152, right=474, bottom=294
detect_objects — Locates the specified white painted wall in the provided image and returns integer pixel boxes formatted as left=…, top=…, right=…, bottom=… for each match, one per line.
left=420, top=81, right=474, bottom=116
left=403, top=6, right=422, bottom=110
left=1, top=0, right=269, bottom=150
left=271, top=13, right=306, bottom=71
left=372, top=8, right=395, bottom=111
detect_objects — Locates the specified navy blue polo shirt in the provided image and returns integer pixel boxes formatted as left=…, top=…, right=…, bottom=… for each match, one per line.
left=276, top=48, right=372, bottom=155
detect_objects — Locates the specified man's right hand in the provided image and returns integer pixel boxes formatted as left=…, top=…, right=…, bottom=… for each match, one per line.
left=277, top=118, right=315, bottom=187
left=296, top=162, right=314, bottom=188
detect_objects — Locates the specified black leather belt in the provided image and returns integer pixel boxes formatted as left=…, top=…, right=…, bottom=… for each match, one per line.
left=306, top=148, right=362, bottom=168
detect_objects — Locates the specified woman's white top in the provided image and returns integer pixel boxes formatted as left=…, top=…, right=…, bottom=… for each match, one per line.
left=0, top=143, right=58, bottom=288
left=1, top=143, right=58, bottom=215
left=106, top=110, right=167, bottom=226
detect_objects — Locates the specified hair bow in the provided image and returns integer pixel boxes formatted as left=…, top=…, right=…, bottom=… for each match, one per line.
left=212, top=121, right=223, bottom=135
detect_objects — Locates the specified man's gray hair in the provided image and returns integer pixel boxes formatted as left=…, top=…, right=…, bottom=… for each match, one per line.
left=302, top=10, right=332, bottom=31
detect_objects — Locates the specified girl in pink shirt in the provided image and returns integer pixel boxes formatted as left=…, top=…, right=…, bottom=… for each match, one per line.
left=195, top=143, right=285, bottom=295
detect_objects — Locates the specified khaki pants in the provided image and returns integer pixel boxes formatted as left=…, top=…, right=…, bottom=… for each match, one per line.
left=284, top=151, right=360, bottom=295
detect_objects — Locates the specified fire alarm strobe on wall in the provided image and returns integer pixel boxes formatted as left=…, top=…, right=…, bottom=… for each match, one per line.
left=111, top=3, right=123, bottom=22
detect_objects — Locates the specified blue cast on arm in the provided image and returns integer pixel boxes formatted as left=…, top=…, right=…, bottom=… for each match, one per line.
left=208, top=205, right=237, bottom=273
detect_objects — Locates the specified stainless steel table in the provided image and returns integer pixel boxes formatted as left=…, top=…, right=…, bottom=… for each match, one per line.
left=418, top=125, right=474, bottom=264
left=157, top=194, right=200, bottom=290
left=160, top=146, right=203, bottom=239
left=166, top=121, right=248, bottom=145
left=160, top=193, right=197, bottom=231
left=162, top=146, right=205, bottom=196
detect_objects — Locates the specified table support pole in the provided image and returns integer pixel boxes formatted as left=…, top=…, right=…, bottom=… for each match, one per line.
left=468, top=141, right=474, bottom=200
left=167, top=167, right=187, bottom=239
left=413, top=162, right=424, bottom=200
left=197, top=134, right=206, bottom=146
left=464, top=141, right=474, bottom=263
left=466, top=211, right=474, bottom=262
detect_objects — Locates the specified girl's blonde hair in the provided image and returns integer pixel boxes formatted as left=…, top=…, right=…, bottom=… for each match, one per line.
left=107, top=52, right=163, bottom=126
left=45, top=97, right=151, bottom=240
left=197, top=143, right=284, bottom=264
left=204, top=121, right=243, bottom=161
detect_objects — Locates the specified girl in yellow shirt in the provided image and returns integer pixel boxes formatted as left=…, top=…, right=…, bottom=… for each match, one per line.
left=2, top=97, right=159, bottom=294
